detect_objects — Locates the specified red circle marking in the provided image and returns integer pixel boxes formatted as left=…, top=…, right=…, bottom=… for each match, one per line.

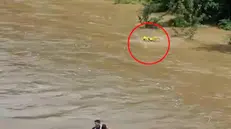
left=127, top=22, right=171, bottom=65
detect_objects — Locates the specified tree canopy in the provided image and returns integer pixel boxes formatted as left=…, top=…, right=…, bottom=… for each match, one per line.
left=141, top=0, right=231, bottom=30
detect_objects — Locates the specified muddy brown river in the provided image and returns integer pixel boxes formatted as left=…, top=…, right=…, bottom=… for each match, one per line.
left=1, top=0, right=231, bottom=129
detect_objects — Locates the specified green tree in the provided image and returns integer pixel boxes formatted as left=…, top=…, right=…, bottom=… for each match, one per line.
left=136, top=0, right=231, bottom=39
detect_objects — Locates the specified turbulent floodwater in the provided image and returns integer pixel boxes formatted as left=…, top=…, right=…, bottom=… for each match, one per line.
left=1, top=0, right=231, bottom=129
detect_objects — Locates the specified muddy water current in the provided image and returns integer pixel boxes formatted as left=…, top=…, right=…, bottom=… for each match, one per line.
left=1, top=0, right=231, bottom=129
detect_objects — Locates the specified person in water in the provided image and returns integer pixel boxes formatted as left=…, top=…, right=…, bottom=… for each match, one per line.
left=142, top=36, right=160, bottom=42
left=92, top=119, right=108, bottom=129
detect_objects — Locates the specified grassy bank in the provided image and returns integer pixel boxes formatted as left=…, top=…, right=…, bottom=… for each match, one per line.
left=114, top=0, right=231, bottom=42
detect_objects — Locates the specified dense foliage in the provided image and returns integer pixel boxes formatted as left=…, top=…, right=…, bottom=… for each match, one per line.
left=141, top=0, right=231, bottom=29
left=115, top=0, right=231, bottom=40
left=115, top=0, right=231, bottom=30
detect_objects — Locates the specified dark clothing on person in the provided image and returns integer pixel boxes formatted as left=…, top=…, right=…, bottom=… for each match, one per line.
left=92, top=124, right=107, bottom=129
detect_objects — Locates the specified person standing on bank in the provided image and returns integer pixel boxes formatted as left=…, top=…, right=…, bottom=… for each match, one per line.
left=92, top=120, right=108, bottom=129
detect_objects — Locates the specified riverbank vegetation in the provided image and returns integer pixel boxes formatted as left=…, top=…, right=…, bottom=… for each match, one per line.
left=114, top=0, right=231, bottom=40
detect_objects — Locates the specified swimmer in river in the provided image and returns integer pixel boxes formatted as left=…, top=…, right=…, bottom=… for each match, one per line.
left=142, top=36, right=160, bottom=42
left=92, top=120, right=108, bottom=129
